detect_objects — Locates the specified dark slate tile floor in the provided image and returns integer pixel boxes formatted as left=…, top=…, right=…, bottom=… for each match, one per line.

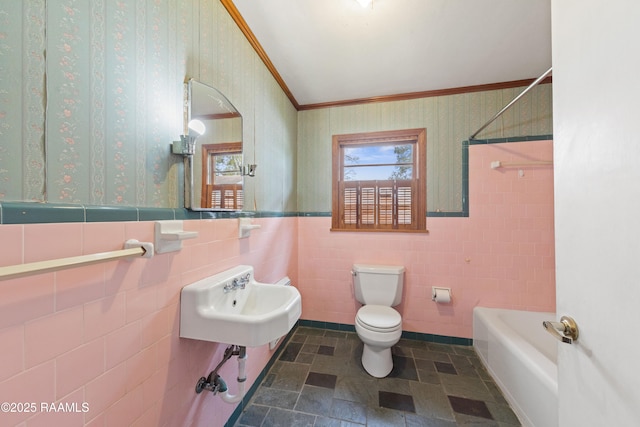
left=234, top=326, right=521, bottom=426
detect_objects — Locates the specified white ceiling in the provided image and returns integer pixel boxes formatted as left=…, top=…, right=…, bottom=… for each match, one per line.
left=231, top=0, right=551, bottom=107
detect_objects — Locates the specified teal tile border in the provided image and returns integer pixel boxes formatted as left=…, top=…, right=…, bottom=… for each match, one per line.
left=461, top=134, right=553, bottom=218
left=137, top=208, right=175, bottom=221
left=0, top=203, right=301, bottom=225
left=467, top=134, right=553, bottom=145
left=1, top=202, right=86, bottom=224
left=461, top=139, right=470, bottom=218
left=300, top=212, right=332, bottom=217
left=223, top=319, right=473, bottom=426
left=298, top=319, right=472, bottom=346
left=174, top=209, right=204, bottom=220
left=295, top=134, right=552, bottom=220
left=85, top=205, right=138, bottom=222
left=299, top=319, right=357, bottom=332
left=0, top=136, right=551, bottom=225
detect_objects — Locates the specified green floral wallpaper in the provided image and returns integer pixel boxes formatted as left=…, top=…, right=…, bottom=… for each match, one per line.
left=0, top=0, right=549, bottom=214
left=0, top=0, right=298, bottom=211
left=0, top=0, right=46, bottom=202
left=297, top=83, right=553, bottom=213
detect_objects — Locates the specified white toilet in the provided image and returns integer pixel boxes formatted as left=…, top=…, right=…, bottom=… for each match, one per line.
left=352, top=264, right=405, bottom=378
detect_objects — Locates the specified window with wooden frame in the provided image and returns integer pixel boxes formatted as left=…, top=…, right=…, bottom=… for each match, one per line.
left=201, top=142, right=244, bottom=210
left=331, top=128, right=427, bottom=232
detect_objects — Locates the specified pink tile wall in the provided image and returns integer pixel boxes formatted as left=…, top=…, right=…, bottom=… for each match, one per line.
left=0, top=140, right=553, bottom=424
left=0, top=217, right=297, bottom=427
left=298, top=140, right=556, bottom=338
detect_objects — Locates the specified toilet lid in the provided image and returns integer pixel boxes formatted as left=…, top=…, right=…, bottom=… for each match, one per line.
left=357, top=305, right=401, bottom=331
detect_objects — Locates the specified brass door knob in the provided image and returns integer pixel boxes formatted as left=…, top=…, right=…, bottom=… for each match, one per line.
left=543, top=316, right=579, bottom=344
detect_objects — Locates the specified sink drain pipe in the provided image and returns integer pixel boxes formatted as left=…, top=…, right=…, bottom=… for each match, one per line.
left=195, top=345, right=247, bottom=404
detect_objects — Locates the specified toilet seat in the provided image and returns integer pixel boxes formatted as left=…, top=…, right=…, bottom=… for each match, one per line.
left=356, top=305, right=401, bottom=332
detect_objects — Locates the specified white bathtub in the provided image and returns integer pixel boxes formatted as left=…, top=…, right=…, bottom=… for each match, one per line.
left=473, top=307, right=558, bottom=427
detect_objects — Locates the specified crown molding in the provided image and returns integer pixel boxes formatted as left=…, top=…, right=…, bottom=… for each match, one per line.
left=220, top=0, right=300, bottom=110
left=298, top=77, right=552, bottom=111
left=222, top=1, right=551, bottom=111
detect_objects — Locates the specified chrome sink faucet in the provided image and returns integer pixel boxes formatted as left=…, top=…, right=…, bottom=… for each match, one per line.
left=223, top=274, right=250, bottom=293
left=239, top=273, right=250, bottom=287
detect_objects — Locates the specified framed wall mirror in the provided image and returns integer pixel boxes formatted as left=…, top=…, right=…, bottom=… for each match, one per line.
left=183, top=79, right=243, bottom=211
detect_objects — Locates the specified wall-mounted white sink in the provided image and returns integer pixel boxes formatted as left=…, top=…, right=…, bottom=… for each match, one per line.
left=180, top=265, right=302, bottom=347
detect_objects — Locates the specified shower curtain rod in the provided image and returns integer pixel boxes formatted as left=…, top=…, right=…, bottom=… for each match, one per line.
left=469, top=67, right=553, bottom=141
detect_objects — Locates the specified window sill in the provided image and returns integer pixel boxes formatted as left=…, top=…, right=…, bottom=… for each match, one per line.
left=329, top=228, right=429, bottom=234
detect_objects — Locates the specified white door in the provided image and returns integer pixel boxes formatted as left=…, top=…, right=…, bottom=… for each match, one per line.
left=552, top=1, right=640, bottom=425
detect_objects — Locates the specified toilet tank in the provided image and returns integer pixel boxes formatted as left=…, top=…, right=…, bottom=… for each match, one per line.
left=352, top=264, right=405, bottom=306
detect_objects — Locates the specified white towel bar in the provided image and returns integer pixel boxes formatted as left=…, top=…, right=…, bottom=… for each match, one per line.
left=0, top=239, right=153, bottom=281
left=490, top=160, right=553, bottom=169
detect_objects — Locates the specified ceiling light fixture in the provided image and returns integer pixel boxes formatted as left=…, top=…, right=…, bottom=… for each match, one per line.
left=355, top=0, right=372, bottom=8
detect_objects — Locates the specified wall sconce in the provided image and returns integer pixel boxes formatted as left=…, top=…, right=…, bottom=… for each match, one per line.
left=241, top=164, right=257, bottom=177
left=171, top=119, right=205, bottom=156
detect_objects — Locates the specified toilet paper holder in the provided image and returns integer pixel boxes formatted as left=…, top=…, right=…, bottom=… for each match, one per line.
left=431, top=287, right=452, bottom=303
